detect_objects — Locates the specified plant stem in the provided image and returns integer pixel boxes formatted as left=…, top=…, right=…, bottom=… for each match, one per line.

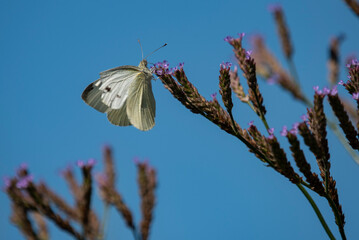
left=296, top=184, right=336, bottom=240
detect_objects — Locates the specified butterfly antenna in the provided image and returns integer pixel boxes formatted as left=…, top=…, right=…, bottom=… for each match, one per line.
left=138, top=39, right=144, bottom=60
left=144, top=43, right=167, bottom=60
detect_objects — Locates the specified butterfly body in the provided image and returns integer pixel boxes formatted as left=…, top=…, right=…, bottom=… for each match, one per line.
left=82, top=59, right=156, bottom=131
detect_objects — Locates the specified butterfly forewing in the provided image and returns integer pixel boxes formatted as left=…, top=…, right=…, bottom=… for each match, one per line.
left=99, top=67, right=141, bottom=109
left=82, top=79, right=110, bottom=113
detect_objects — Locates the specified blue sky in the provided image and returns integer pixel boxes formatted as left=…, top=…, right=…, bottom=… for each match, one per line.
left=1, top=0, right=359, bottom=239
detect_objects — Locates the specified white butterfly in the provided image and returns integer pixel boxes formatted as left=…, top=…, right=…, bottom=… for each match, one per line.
left=82, top=59, right=156, bottom=131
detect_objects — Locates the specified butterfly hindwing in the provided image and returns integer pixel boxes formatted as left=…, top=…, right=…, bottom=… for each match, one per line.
left=126, top=73, right=156, bottom=131
left=107, top=101, right=131, bottom=126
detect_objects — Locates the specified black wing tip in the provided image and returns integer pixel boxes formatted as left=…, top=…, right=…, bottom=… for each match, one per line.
left=81, top=83, right=95, bottom=101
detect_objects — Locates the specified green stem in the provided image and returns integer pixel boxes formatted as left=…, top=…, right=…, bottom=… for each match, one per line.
left=325, top=195, right=347, bottom=240
left=297, top=184, right=336, bottom=240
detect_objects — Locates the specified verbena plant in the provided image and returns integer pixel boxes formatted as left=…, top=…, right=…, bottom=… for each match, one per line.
left=4, top=2, right=359, bottom=240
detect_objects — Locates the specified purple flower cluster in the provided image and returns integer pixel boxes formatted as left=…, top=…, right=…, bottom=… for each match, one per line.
left=313, top=85, right=338, bottom=96
left=280, top=122, right=299, bottom=137
left=77, top=159, right=96, bottom=168
left=152, top=60, right=184, bottom=76
left=268, top=128, right=275, bottom=139
left=220, top=62, right=232, bottom=70
left=16, top=175, right=33, bottom=189
left=224, top=33, right=245, bottom=43
left=346, top=58, right=359, bottom=69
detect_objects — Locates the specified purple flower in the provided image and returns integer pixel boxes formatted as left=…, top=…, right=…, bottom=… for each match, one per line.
left=280, top=126, right=288, bottom=136
left=323, top=87, right=330, bottom=95
left=268, top=135, right=275, bottom=140
left=17, top=163, right=28, bottom=172
left=178, top=62, right=184, bottom=69
left=313, top=86, right=319, bottom=92
left=301, top=114, right=308, bottom=121
left=162, top=60, right=169, bottom=68
left=76, top=160, right=85, bottom=168
left=220, top=62, right=232, bottom=69
left=224, top=36, right=234, bottom=42
left=245, top=50, right=252, bottom=60
left=3, top=177, right=11, bottom=189
left=352, top=59, right=359, bottom=66
left=248, top=121, right=254, bottom=126
left=330, top=86, right=338, bottom=96
left=16, top=175, right=33, bottom=189
left=268, top=128, right=274, bottom=135
left=87, top=158, right=96, bottom=167
left=290, top=122, right=299, bottom=135
left=290, top=128, right=298, bottom=135
left=238, top=33, right=245, bottom=38
left=347, top=75, right=352, bottom=79
left=352, top=92, right=359, bottom=100
left=210, top=92, right=217, bottom=100
left=346, top=64, right=351, bottom=68
left=156, top=69, right=164, bottom=76
left=338, top=80, right=344, bottom=85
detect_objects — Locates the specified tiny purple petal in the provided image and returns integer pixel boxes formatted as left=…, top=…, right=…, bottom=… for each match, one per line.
left=224, top=36, right=234, bottom=42
left=347, top=75, right=352, bottom=79
left=245, top=50, right=252, bottom=60
left=87, top=159, right=96, bottom=167
left=290, top=128, right=298, bottom=135
left=248, top=121, right=254, bottom=126
left=156, top=69, right=163, bottom=76
left=352, top=59, right=359, bottom=66
left=133, top=157, right=140, bottom=164
left=280, top=126, right=288, bottom=136
left=317, top=90, right=323, bottom=95
left=352, top=92, right=359, bottom=100
left=338, top=80, right=344, bottom=85
left=300, top=114, right=308, bottom=121
left=323, top=87, right=330, bottom=95
left=313, top=86, right=319, bottom=92
left=76, top=160, right=85, bottom=168
left=268, top=128, right=274, bottom=135
left=16, top=175, right=33, bottom=189
left=330, top=86, right=338, bottom=96
left=238, top=33, right=245, bottom=38
left=268, top=135, right=275, bottom=140
left=292, top=122, right=300, bottom=131
left=178, top=62, right=184, bottom=69
left=211, top=92, right=217, bottom=100
left=346, top=64, right=351, bottom=68
left=17, top=163, right=28, bottom=172
left=3, top=177, right=11, bottom=189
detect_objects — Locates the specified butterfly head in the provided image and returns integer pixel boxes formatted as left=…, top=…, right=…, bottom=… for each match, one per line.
left=139, top=59, right=148, bottom=68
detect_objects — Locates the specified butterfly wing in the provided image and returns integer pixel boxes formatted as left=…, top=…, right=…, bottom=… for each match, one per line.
left=99, top=66, right=142, bottom=109
left=126, top=73, right=156, bottom=131
left=107, top=100, right=131, bottom=126
left=82, top=66, right=143, bottom=113
left=81, top=79, right=110, bottom=113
